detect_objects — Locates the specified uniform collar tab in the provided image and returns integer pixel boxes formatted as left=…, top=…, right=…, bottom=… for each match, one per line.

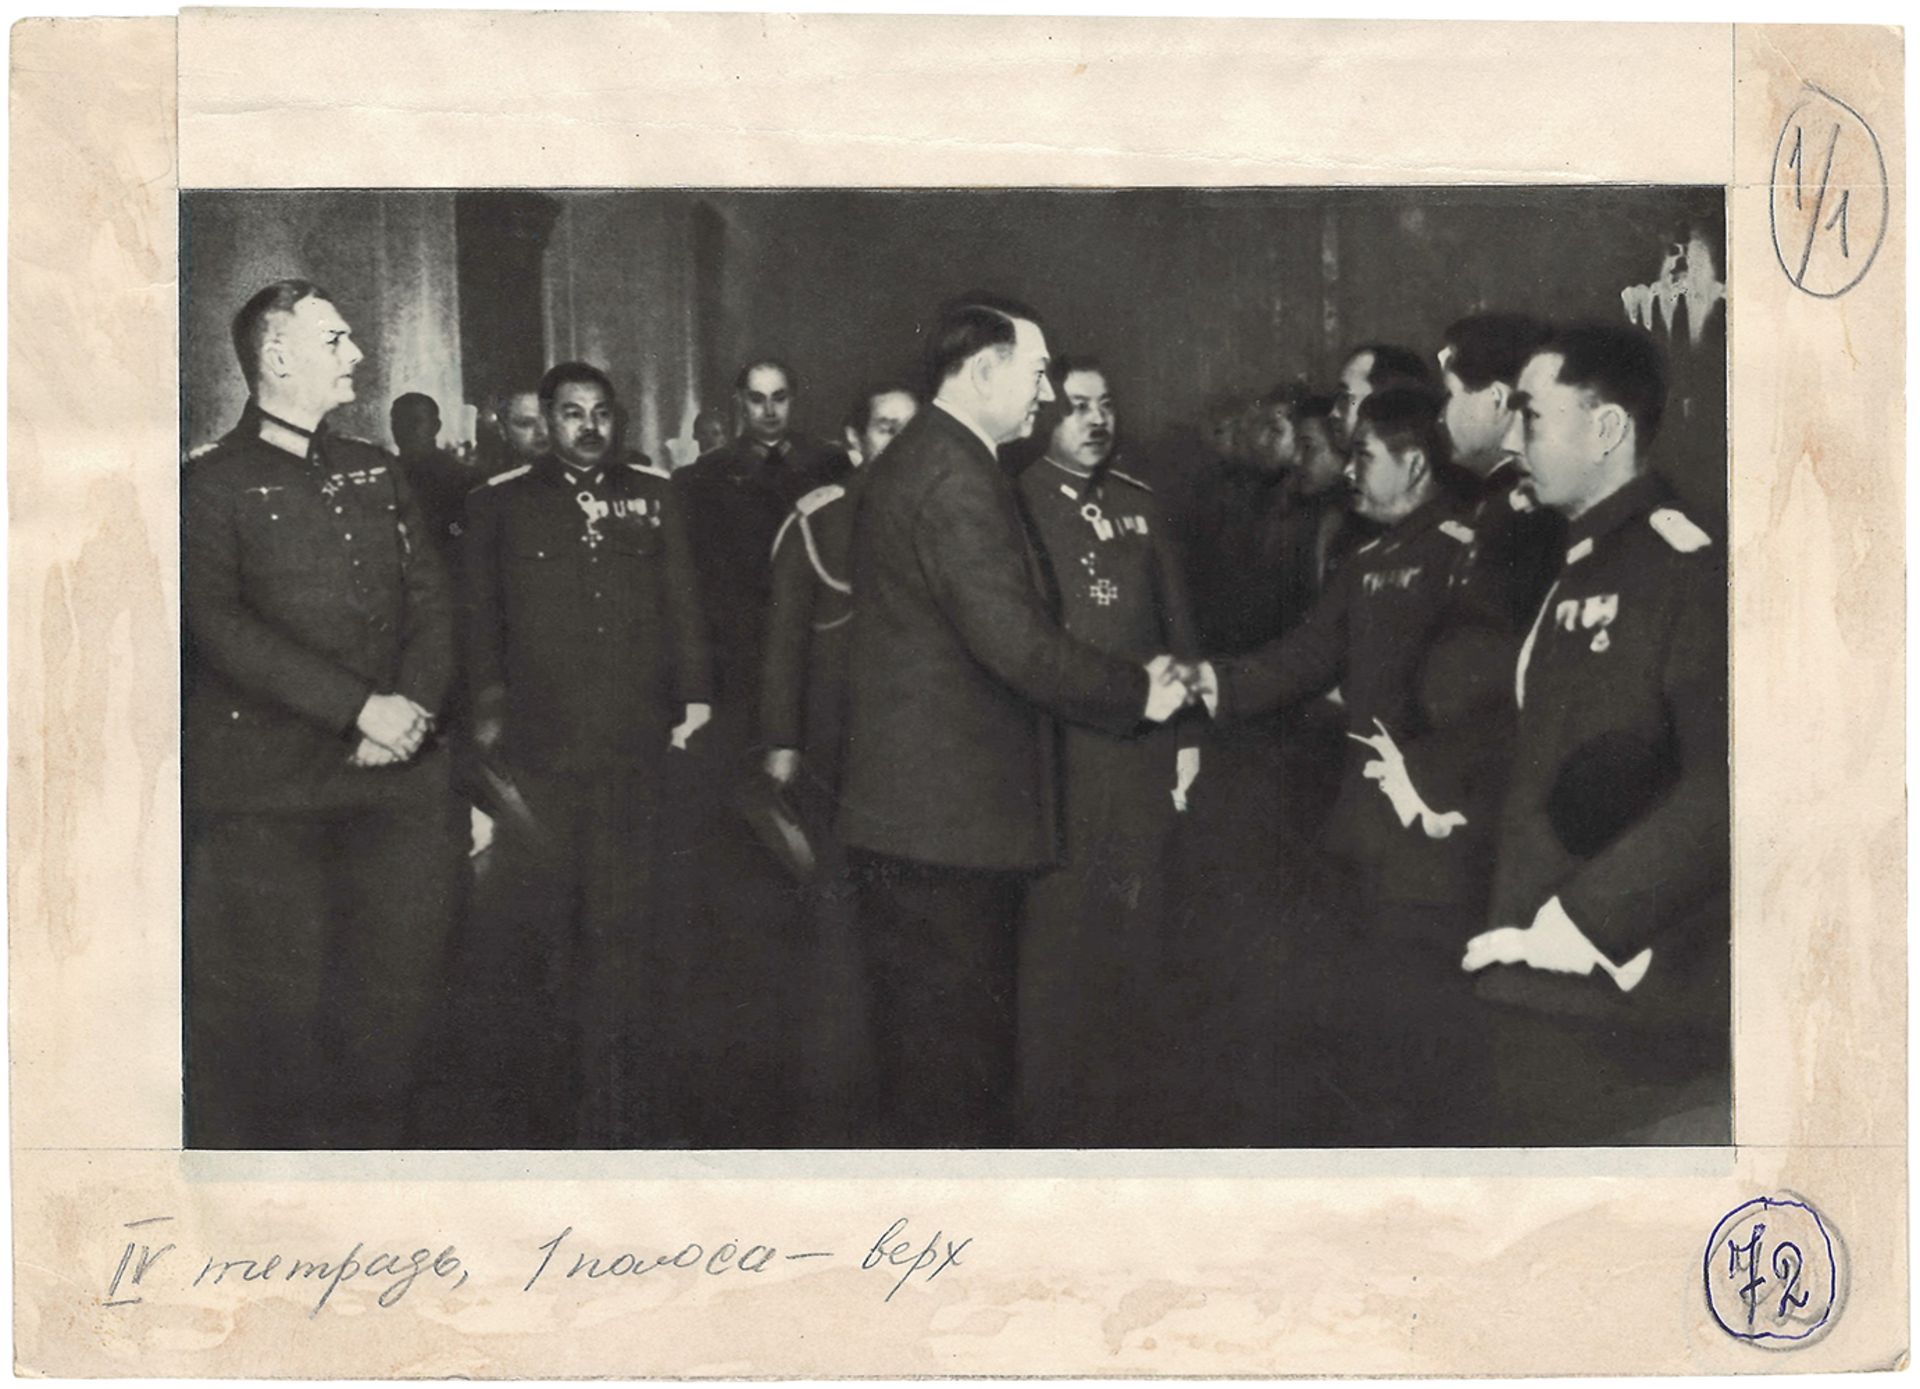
left=253, top=403, right=324, bottom=461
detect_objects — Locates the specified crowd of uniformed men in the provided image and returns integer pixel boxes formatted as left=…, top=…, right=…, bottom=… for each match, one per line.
left=183, top=278, right=1729, bottom=1151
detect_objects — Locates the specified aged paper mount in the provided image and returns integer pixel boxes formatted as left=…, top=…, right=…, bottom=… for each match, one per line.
left=8, top=11, right=1907, bottom=1377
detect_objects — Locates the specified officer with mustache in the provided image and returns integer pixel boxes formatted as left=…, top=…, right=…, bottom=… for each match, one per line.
left=1010, top=356, right=1202, bottom=1145
left=462, top=360, right=712, bottom=1145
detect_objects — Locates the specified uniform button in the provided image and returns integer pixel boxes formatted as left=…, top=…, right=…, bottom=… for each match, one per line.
left=230, top=709, right=240, bottom=720
left=334, top=506, right=344, bottom=515
left=596, top=627, right=606, bottom=635
left=352, top=560, right=362, bottom=568
left=343, top=532, right=353, bottom=541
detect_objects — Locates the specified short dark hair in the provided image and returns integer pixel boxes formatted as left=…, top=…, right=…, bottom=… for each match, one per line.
left=845, top=382, right=922, bottom=436
left=1356, top=384, right=1450, bottom=469
left=389, top=391, right=439, bottom=420
left=1345, top=342, right=1438, bottom=391
left=735, top=358, right=796, bottom=394
left=231, top=279, right=330, bottom=389
left=1048, top=355, right=1106, bottom=392
left=1442, top=312, right=1555, bottom=391
left=1539, top=322, right=1669, bottom=450
left=1025, top=356, right=1113, bottom=454
left=924, top=293, right=1043, bottom=393
left=538, top=361, right=616, bottom=408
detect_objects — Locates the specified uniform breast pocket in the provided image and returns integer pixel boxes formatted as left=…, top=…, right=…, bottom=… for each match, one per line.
left=240, top=491, right=320, bottom=565
left=505, top=542, right=568, bottom=605
left=603, top=516, right=662, bottom=560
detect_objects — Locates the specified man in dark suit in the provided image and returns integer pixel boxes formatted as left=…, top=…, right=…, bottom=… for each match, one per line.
left=837, top=295, right=1190, bottom=1146
left=183, top=280, right=461, bottom=1149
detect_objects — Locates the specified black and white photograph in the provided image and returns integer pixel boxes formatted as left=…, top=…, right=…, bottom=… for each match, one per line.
left=12, top=9, right=1907, bottom=1378
left=179, top=184, right=1732, bottom=1153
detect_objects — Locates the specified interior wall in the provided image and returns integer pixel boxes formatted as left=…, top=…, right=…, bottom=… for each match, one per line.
left=672, top=187, right=1725, bottom=513
left=540, top=192, right=704, bottom=468
left=180, top=191, right=463, bottom=452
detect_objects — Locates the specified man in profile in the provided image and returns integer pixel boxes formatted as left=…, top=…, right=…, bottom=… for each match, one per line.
left=183, top=279, right=460, bottom=1148
left=1333, top=341, right=1438, bottom=448
left=1436, top=312, right=1565, bottom=630
left=838, top=294, right=1189, bottom=1145
left=1179, top=386, right=1513, bottom=1143
left=1462, top=323, right=1728, bottom=1145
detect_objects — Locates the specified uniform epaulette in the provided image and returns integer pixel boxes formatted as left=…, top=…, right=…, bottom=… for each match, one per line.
left=795, top=483, right=847, bottom=516
left=1356, top=537, right=1383, bottom=555
left=184, top=440, right=224, bottom=465
left=485, top=464, right=533, bottom=487
left=1439, top=519, right=1476, bottom=545
left=624, top=460, right=672, bottom=480
left=1105, top=468, right=1153, bottom=494
left=1649, top=507, right=1712, bottom=553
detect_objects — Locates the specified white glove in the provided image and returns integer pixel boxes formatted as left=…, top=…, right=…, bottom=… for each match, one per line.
left=1461, top=895, right=1653, bottom=992
left=469, top=805, right=495, bottom=858
left=1143, top=656, right=1190, bottom=723
left=670, top=701, right=713, bottom=750
left=1347, top=717, right=1467, bottom=840
left=1172, top=746, right=1201, bottom=812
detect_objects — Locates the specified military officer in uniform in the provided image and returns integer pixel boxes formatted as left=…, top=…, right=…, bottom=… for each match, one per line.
left=389, top=391, right=473, bottom=569
left=760, top=383, right=921, bottom=799
left=1183, top=386, right=1514, bottom=1143
left=1463, top=323, right=1728, bottom=1146
left=673, top=358, right=850, bottom=751
left=1009, top=358, right=1202, bottom=1146
left=463, top=361, right=713, bottom=1146
left=757, top=382, right=919, bottom=1141
left=183, top=280, right=461, bottom=1149
left=1437, top=312, right=1566, bottom=631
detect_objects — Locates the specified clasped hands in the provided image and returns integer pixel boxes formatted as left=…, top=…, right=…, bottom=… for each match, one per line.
left=352, top=691, right=434, bottom=767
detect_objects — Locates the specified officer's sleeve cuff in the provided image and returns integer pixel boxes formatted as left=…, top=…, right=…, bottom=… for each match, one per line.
left=329, top=681, right=376, bottom=736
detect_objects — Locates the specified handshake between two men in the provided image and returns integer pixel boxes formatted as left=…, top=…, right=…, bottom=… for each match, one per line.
left=1143, top=655, right=1217, bottom=723
left=1137, top=654, right=1654, bottom=995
